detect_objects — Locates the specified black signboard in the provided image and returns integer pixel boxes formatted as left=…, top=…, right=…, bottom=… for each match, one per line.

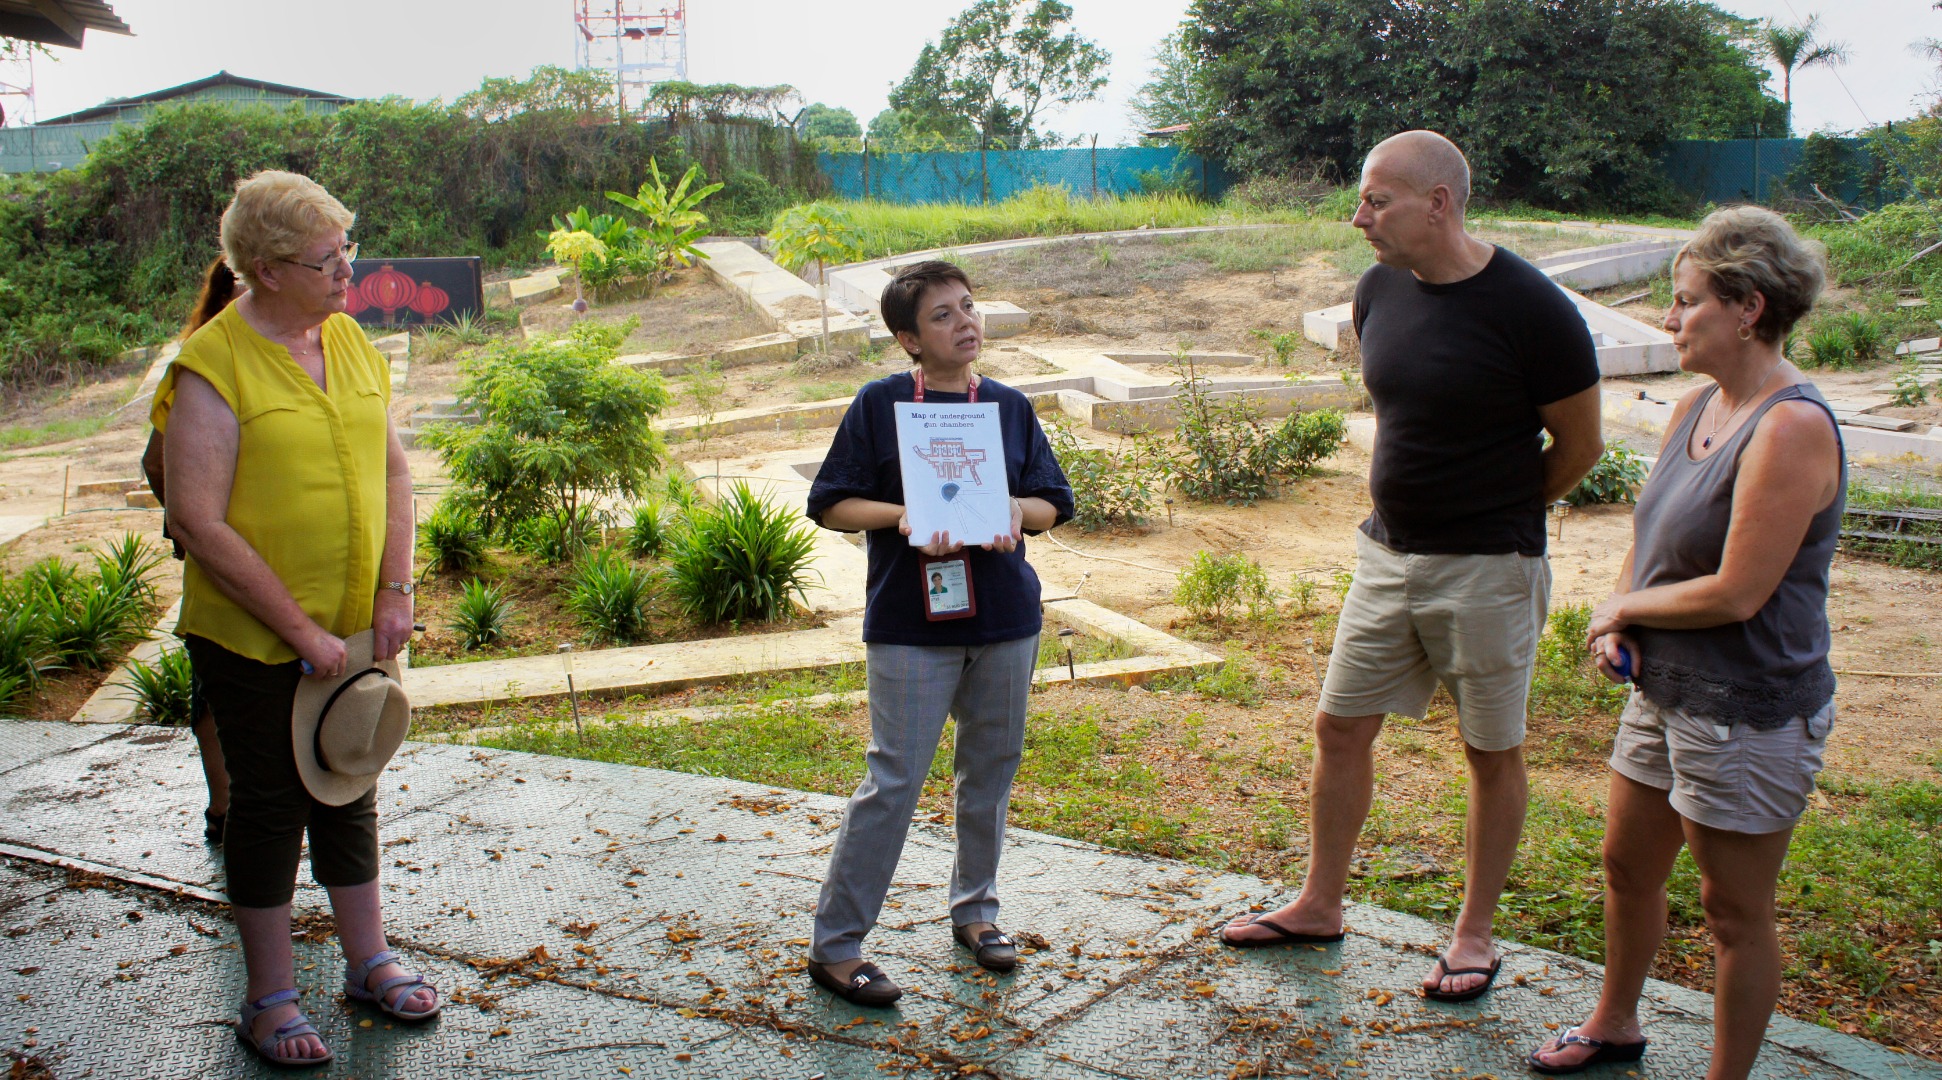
left=346, top=257, right=484, bottom=329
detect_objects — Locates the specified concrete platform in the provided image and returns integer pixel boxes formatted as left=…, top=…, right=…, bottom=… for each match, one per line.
left=0, top=718, right=1928, bottom=1080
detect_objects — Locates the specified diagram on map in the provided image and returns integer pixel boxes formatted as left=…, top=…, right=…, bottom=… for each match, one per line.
left=894, top=403, right=1011, bottom=547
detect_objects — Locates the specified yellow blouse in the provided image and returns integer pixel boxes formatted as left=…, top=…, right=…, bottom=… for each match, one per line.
left=151, top=304, right=392, bottom=664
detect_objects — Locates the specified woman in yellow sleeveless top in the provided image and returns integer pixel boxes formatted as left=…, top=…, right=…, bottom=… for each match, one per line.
left=152, top=171, right=433, bottom=1066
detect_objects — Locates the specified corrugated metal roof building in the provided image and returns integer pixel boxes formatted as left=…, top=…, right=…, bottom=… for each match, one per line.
left=2, top=71, right=356, bottom=174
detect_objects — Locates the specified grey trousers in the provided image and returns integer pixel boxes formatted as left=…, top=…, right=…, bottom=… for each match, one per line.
left=811, top=634, right=1038, bottom=964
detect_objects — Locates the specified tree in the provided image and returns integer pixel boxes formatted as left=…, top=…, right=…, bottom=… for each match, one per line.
left=605, top=158, right=725, bottom=295
left=455, top=66, right=614, bottom=121
left=1128, top=29, right=1205, bottom=136
left=1760, top=14, right=1848, bottom=106
left=1181, top=0, right=1787, bottom=208
left=767, top=203, right=863, bottom=355
left=426, top=322, right=670, bottom=552
left=889, top=0, right=1110, bottom=152
left=866, top=107, right=977, bottom=152
left=796, top=103, right=861, bottom=141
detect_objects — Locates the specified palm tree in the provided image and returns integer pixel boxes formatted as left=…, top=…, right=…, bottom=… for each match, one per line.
left=1762, top=14, right=1850, bottom=106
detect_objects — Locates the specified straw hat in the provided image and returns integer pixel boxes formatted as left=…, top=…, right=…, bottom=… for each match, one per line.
left=292, top=629, right=410, bottom=806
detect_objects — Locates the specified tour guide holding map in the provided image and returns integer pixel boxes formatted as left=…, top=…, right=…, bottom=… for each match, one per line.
left=803, top=260, right=1074, bottom=1006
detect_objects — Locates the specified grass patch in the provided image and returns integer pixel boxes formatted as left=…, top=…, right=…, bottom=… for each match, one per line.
left=1841, top=478, right=1942, bottom=571
left=0, top=416, right=107, bottom=451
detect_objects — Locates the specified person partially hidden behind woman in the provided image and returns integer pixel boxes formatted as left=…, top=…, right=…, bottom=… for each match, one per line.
left=802, top=260, right=1073, bottom=1005
left=154, top=170, right=436, bottom=1067
left=141, top=256, right=243, bottom=845
left=1528, top=207, right=1842, bottom=1077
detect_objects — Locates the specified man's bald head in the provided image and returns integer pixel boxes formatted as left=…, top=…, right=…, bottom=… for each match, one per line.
left=1363, top=130, right=1471, bottom=212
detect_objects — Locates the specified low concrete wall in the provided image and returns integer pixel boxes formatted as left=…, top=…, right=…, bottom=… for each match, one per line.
left=1089, top=379, right=1365, bottom=434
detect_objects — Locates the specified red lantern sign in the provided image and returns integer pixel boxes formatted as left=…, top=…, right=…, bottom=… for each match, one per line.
left=358, top=264, right=419, bottom=323
left=407, top=282, right=450, bottom=318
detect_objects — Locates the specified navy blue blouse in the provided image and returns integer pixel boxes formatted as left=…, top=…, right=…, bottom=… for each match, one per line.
left=806, top=371, right=1074, bottom=646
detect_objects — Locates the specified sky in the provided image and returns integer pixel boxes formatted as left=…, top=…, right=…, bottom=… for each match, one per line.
left=11, top=0, right=1941, bottom=143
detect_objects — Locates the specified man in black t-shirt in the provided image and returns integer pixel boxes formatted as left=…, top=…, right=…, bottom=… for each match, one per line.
left=1219, top=131, right=1605, bottom=1003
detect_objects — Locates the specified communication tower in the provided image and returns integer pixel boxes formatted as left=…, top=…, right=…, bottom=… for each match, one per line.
left=573, top=0, right=689, bottom=117
left=0, top=43, right=36, bottom=128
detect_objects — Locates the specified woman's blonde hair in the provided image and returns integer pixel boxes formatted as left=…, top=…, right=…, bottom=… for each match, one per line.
left=219, top=170, right=355, bottom=290
left=1674, top=205, right=1825, bottom=344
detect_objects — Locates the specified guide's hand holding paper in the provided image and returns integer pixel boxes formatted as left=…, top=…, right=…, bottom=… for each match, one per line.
left=894, top=402, right=1012, bottom=549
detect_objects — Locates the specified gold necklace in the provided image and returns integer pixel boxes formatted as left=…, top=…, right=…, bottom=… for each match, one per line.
left=1701, top=358, right=1784, bottom=450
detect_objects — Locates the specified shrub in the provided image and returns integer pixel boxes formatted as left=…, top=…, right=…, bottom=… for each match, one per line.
left=1529, top=602, right=1629, bottom=719
left=1173, top=551, right=1278, bottom=622
left=565, top=549, right=657, bottom=644
left=1046, top=423, right=1167, bottom=530
left=664, top=482, right=819, bottom=625
left=0, top=603, right=57, bottom=704
left=117, top=645, right=194, bottom=726
left=420, top=497, right=489, bottom=575
left=450, top=578, right=516, bottom=650
left=45, top=582, right=148, bottom=670
left=1803, top=322, right=1853, bottom=369
left=626, top=498, right=669, bottom=558
left=1890, top=365, right=1929, bottom=408
left=1250, top=328, right=1304, bottom=365
left=1567, top=446, right=1650, bottom=506
left=1836, top=311, right=1887, bottom=364
left=426, top=321, right=670, bottom=546
left=513, top=507, right=602, bottom=566
left=91, top=534, right=163, bottom=605
left=1167, top=354, right=1345, bottom=504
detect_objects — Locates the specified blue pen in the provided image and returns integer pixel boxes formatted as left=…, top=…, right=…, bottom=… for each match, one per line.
left=1610, top=644, right=1634, bottom=682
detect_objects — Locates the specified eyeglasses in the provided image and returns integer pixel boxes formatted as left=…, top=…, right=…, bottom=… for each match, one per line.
left=284, top=241, right=359, bottom=275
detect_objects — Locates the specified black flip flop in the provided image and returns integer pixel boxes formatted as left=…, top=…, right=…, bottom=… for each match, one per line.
left=1527, top=1024, right=1648, bottom=1074
left=807, top=960, right=903, bottom=1007
left=1218, top=912, right=1347, bottom=949
left=1420, top=952, right=1501, bottom=1003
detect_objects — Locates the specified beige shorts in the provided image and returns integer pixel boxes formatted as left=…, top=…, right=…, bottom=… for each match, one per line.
left=1609, top=691, right=1833, bottom=834
left=1319, top=530, right=1551, bottom=752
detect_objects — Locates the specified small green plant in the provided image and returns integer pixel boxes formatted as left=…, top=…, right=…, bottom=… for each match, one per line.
left=626, top=498, right=669, bottom=558
left=1250, top=328, right=1303, bottom=365
left=683, top=356, right=729, bottom=453
left=117, top=645, right=194, bottom=726
left=1890, top=365, right=1930, bottom=407
left=420, top=496, right=488, bottom=575
left=45, top=582, right=147, bottom=670
left=664, top=481, right=819, bottom=625
left=1804, top=322, right=1851, bottom=369
left=513, top=507, right=602, bottom=565
left=545, top=228, right=607, bottom=308
left=1287, top=574, right=1320, bottom=614
left=92, top=534, right=163, bottom=605
left=1167, top=352, right=1346, bottom=504
left=450, top=578, right=516, bottom=650
left=566, top=548, right=658, bottom=644
left=1173, top=551, right=1278, bottom=622
left=1194, top=646, right=1269, bottom=706
left=1046, top=422, right=1167, bottom=530
left=766, top=201, right=863, bottom=355
left=0, top=604, right=57, bottom=705
left=1567, top=445, right=1650, bottom=506
left=1836, top=311, right=1886, bottom=364
left=606, top=158, right=726, bottom=295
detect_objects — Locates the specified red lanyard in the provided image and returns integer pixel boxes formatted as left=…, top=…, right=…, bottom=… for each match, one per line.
left=912, top=370, right=977, bottom=403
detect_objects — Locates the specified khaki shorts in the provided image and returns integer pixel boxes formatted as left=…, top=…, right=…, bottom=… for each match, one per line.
left=1610, top=691, right=1833, bottom=834
left=1319, top=530, right=1551, bottom=752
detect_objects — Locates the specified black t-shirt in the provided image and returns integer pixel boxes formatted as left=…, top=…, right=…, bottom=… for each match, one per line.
left=806, top=372, right=1075, bottom=646
left=1353, top=246, right=1599, bottom=556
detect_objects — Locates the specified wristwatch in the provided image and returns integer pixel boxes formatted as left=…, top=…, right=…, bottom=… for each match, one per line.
left=381, top=581, right=414, bottom=596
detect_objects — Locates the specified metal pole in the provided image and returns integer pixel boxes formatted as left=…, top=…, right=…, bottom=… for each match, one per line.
left=1090, top=134, right=1098, bottom=199
left=862, top=135, right=870, bottom=199
left=1752, top=122, right=1761, bottom=204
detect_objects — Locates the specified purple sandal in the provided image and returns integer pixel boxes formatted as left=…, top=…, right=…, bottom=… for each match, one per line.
left=344, top=948, right=441, bottom=1022
left=237, top=988, right=333, bottom=1067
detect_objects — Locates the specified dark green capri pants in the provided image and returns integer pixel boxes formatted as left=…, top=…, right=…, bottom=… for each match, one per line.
left=186, top=635, right=379, bottom=907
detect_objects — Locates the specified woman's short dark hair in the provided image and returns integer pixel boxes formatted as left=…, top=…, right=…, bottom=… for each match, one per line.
left=180, top=256, right=241, bottom=340
left=880, top=260, right=972, bottom=360
left=1675, top=206, right=1826, bottom=344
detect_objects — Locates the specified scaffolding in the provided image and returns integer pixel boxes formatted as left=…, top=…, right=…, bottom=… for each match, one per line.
left=572, top=0, right=688, bottom=118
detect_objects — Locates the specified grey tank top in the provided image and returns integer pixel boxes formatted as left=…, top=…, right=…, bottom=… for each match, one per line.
left=1630, top=382, right=1845, bottom=728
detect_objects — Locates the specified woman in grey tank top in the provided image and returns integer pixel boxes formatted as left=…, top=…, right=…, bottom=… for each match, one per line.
left=1530, top=208, right=1843, bottom=1078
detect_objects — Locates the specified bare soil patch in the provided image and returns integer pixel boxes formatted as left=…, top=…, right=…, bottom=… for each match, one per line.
left=520, top=265, right=771, bottom=355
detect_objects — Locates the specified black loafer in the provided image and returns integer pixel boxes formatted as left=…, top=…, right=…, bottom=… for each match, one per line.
left=953, top=925, right=1018, bottom=973
left=807, top=960, right=903, bottom=1007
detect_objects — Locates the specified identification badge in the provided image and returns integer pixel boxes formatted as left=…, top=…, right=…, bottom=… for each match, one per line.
left=920, top=553, right=976, bottom=621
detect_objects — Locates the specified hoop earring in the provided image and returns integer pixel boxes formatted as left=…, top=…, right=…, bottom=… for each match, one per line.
left=1737, top=325, right=1753, bottom=341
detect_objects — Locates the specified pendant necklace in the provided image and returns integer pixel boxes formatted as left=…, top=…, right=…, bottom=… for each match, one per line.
left=1701, top=357, right=1784, bottom=450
